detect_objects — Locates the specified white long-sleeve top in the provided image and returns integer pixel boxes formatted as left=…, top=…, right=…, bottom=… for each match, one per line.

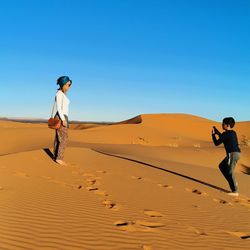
left=55, top=90, right=70, bottom=121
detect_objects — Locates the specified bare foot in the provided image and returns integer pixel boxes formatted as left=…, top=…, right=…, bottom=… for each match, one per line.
left=55, top=160, right=67, bottom=166
left=228, top=192, right=239, bottom=197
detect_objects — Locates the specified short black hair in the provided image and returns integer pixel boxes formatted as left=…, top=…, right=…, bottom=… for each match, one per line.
left=223, top=117, right=235, bottom=128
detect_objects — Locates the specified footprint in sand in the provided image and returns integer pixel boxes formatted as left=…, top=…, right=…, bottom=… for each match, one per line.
left=114, top=221, right=137, bottom=232
left=234, top=197, right=250, bottom=208
left=0, top=186, right=4, bottom=191
left=86, top=178, right=101, bottom=186
left=94, top=190, right=108, bottom=196
left=192, top=189, right=202, bottom=195
left=14, top=171, right=29, bottom=178
left=102, top=200, right=120, bottom=210
left=96, top=170, right=106, bottom=174
left=131, top=176, right=152, bottom=182
left=86, top=186, right=99, bottom=191
left=213, top=198, right=231, bottom=205
left=135, top=220, right=165, bottom=228
left=241, top=235, right=250, bottom=239
left=226, top=231, right=250, bottom=239
left=143, top=209, right=163, bottom=217
left=157, top=184, right=173, bottom=189
left=187, top=226, right=208, bottom=236
left=114, top=220, right=165, bottom=232
left=138, top=137, right=149, bottom=144
left=63, top=183, right=85, bottom=189
left=131, top=176, right=143, bottom=180
left=85, top=174, right=109, bottom=195
left=185, top=188, right=208, bottom=196
left=88, top=179, right=97, bottom=185
left=84, top=175, right=102, bottom=190
left=192, top=205, right=200, bottom=208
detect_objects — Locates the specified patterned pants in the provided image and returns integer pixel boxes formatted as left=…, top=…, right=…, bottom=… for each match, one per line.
left=54, top=125, right=68, bottom=161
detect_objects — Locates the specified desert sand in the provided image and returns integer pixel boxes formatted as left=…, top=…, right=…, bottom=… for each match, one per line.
left=0, top=114, right=249, bottom=250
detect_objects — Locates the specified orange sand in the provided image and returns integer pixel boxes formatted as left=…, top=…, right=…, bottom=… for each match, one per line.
left=0, top=114, right=249, bottom=249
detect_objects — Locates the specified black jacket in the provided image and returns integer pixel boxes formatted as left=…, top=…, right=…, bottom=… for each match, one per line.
left=212, top=130, right=240, bottom=153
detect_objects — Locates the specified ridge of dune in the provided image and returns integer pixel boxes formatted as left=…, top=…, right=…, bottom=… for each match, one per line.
left=69, top=113, right=250, bottom=147
left=1, top=113, right=250, bottom=157
left=69, top=113, right=214, bottom=130
left=140, top=113, right=215, bottom=123
left=0, top=120, right=45, bottom=128
left=111, top=113, right=214, bottom=127
left=116, top=113, right=250, bottom=128
left=69, top=123, right=104, bottom=130
left=115, top=115, right=142, bottom=125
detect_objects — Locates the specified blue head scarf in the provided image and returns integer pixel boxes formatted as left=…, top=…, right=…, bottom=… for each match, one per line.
left=57, top=76, right=72, bottom=89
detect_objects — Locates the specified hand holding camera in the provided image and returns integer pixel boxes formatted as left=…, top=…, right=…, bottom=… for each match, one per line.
left=212, top=126, right=220, bottom=135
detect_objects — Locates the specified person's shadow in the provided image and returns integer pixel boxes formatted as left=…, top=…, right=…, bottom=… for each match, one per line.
left=241, top=164, right=250, bottom=175
left=43, top=148, right=54, bottom=160
left=93, top=149, right=229, bottom=193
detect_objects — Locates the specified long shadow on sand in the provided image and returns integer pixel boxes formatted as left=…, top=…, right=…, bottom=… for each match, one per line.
left=241, top=164, right=250, bottom=175
left=93, top=149, right=229, bottom=193
left=43, top=148, right=54, bottom=160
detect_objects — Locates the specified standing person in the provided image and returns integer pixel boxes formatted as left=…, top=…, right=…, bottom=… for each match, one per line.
left=53, top=76, right=72, bottom=166
left=212, top=117, right=241, bottom=196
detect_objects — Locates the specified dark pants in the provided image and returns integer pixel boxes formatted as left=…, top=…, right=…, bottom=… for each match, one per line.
left=219, top=152, right=240, bottom=192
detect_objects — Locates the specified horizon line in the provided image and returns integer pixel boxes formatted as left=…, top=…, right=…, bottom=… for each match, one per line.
left=0, top=113, right=249, bottom=123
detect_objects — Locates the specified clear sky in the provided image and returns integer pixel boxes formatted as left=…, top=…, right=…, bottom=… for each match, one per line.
left=0, top=0, right=249, bottom=122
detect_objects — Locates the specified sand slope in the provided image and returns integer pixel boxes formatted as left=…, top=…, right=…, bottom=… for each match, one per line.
left=0, top=114, right=249, bottom=249
left=70, top=114, right=250, bottom=146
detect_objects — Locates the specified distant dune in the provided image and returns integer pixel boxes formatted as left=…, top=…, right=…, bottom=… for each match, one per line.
left=1, top=113, right=249, bottom=154
left=69, top=114, right=250, bottom=147
left=114, top=115, right=143, bottom=124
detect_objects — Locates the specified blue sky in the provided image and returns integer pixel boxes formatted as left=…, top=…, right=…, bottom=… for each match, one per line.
left=0, top=0, right=249, bottom=121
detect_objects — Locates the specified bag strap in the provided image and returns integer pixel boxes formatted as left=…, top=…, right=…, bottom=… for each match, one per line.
left=50, top=97, right=56, bottom=118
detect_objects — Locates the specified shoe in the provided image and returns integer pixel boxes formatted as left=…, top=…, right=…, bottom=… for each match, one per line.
left=227, top=192, right=239, bottom=197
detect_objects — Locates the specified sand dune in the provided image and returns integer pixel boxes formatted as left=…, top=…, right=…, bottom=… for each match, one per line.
left=0, top=114, right=249, bottom=249
left=69, top=113, right=250, bottom=145
left=114, top=115, right=142, bottom=125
